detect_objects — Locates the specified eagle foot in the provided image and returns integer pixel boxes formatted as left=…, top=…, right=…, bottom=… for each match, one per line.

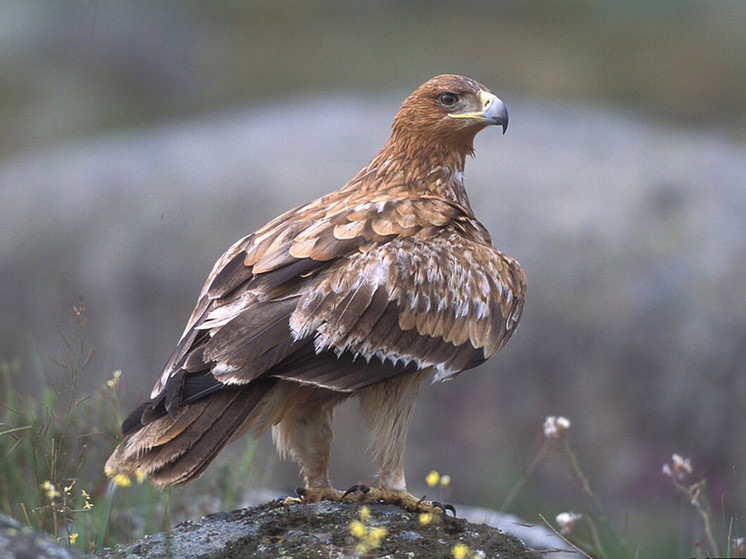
left=283, top=486, right=345, bottom=505
left=342, top=484, right=457, bottom=516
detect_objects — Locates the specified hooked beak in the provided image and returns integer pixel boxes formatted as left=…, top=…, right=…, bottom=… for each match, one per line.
left=448, top=91, right=509, bottom=134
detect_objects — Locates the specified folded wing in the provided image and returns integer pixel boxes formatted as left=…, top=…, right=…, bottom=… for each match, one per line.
left=124, top=196, right=525, bottom=434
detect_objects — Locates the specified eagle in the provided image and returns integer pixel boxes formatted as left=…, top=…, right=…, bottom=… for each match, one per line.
left=105, top=74, right=526, bottom=513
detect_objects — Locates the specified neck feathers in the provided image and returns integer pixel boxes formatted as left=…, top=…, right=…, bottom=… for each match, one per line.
left=343, top=134, right=474, bottom=211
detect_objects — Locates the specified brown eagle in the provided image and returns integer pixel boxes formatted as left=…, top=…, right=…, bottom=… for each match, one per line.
left=105, top=74, right=526, bottom=512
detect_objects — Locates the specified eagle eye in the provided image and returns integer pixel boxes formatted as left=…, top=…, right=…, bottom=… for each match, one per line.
left=438, top=92, right=459, bottom=108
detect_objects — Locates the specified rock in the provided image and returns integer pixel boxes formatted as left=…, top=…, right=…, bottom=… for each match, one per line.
left=98, top=500, right=542, bottom=559
left=0, top=513, right=84, bottom=559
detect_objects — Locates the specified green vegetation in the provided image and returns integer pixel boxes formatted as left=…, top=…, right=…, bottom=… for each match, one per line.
left=0, top=307, right=257, bottom=554
left=0, top=307, right=122, bottom=552
left=500, top=416, right=741, bottom=559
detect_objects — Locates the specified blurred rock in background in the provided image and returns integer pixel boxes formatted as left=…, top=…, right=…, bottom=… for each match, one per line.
left=1, top=1, right=744, bottom=554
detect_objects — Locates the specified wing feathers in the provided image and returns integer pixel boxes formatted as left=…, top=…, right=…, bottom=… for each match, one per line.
left=272, top=343, right=417, bottom=391
left=321, top=278, right=377, bottom=340
left=207, top=251, right=252, bottom=299
left=291, top=230, right=524, bottom=382
left=109, top=191, right=526, bottom=486
left=151, top=381, right=274, bottom=487
left=251, top=242, right=296, bottom=274
left=345, top=286, right=390, bottom=343
left=204, top=298, right=297, bottom=377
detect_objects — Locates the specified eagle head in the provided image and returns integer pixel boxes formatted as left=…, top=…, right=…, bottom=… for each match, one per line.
left=391, top=74, right=508, bottom=157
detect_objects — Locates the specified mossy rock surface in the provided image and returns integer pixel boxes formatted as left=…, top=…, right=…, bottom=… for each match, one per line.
left=98, top=500, right=541, bottom=558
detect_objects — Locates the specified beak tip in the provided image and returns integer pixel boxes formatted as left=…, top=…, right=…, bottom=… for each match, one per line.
left=486, top=93, right=508, bottom=134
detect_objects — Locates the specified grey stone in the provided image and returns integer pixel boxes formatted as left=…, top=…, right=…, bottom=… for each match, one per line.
left=0, top=514, right=84, bottom=559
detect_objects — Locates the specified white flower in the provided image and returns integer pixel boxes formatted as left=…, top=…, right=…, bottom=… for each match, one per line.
left=672, top=454, right=692, bottom=474
left=663, top=453, right=692, bottom=481
left=555, top=511, right=582, bottom=535
left=543, top=416, right=571, bottom=439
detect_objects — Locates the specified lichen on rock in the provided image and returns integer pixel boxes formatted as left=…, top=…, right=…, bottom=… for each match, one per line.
left=98, top=500, right=542, bottom=559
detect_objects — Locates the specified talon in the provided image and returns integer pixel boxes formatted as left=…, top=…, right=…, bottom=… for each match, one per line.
left=343, top=483, right=371, bottom=499
left=418, top=499, right=456, bottom=516
left=286, top=486, right=345, bottom=504
left=429, top=500, right=455, bottom=515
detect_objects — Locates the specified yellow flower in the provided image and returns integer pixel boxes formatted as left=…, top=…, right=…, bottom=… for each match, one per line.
left=41, top=481, right=60, bottom=500
left=113, top=473, right=132, bottom=487
left=359, top=505, right=370, bottom=521
left=107, top=370, right=122, bottom=388
left=368, top=526, right=387, bottom=546
left=350, top=520, right=367, bottom=538
left=440, top=474, right=451, bottom=487
left=419, top=512, right=433, bottom=525
left=69, top=533, right=78, bottom=545
left=135, top=468, right=147, bottom=484
left=350, top=504, right=387, bottom=553
left=78, top=489, right=93, bottom=510
left=426, top=470, right=440, bottom=487
left=452, top=542, right=470, bottom=559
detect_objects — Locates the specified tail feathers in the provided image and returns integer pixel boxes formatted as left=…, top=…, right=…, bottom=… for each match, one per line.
left=105, top=379, right=275, bottom=487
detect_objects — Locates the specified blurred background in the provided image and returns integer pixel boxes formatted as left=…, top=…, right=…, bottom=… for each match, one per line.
left=1, top=1, right=744, bottom=555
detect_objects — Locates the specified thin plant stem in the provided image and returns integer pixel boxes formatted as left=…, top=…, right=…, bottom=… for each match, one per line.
left=563, top=438, right=601, bottom=510
left=538, top=513, right=595, bottom=559
left=501, top=439, right=551, bottom=514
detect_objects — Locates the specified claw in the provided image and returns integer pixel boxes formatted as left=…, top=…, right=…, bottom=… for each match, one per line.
left=342, top=483, right=371, bottom=499
left=428, top=500, right=456, bottom=516
left=282, top=488, right=306, bottom=505
left=285, top=486, right=345, bottom=504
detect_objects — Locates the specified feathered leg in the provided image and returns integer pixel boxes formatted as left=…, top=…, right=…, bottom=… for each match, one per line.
left=273, top=387, right=346, bottom=501
left=359, top=370, right=429, bottom=490
left=353, top=370, right=446, bottom=512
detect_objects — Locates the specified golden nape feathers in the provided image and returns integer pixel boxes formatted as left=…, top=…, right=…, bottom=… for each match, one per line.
left=105, top=74, right=525, bottom=513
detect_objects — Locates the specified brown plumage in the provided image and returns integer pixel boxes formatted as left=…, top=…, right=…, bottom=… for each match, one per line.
left=105, top=74, right=525, bottom=510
